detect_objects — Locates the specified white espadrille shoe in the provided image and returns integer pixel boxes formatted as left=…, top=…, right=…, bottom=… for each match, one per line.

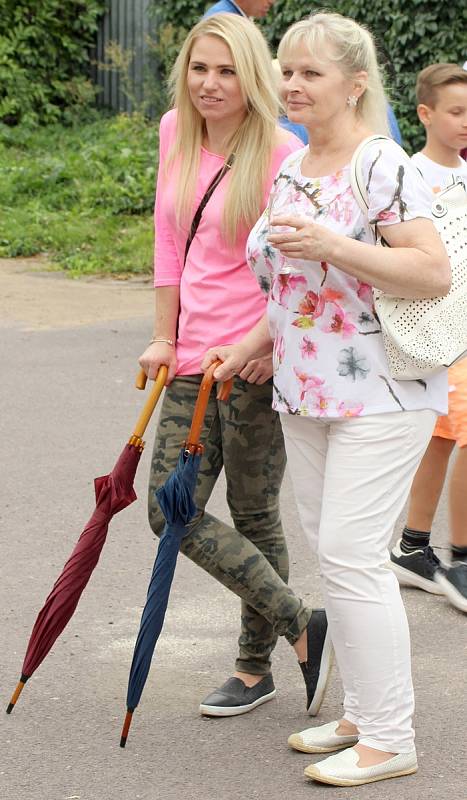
left=288, top=720, right=358, bottom=754
left=304, top=747, right=418, bottom=786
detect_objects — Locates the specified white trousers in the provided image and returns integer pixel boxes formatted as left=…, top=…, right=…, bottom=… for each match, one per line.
left=281, top=409, right=436, bottom=753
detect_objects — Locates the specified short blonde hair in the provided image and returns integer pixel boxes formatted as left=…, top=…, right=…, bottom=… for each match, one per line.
left=416, top=63, right=467, bottom=108
left=168, top=14, right=279, bottom=243
left=277, top=12, right=390, bottom=135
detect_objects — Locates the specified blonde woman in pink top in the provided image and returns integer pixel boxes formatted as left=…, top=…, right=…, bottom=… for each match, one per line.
left=138, top=14, right=333, bottom=719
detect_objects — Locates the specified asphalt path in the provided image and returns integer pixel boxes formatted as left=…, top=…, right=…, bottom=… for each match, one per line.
left=1, top=261, right=465, bottom=800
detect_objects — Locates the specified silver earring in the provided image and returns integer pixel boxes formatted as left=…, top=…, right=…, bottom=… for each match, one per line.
left=347, top=95, right=358, bottom=108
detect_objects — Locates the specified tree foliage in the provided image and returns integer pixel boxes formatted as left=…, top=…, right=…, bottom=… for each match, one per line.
left=152, top=0, right=467, bottom=150
left=0, top=0, right=106, bottom=125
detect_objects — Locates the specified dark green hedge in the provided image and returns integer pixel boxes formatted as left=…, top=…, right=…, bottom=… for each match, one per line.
left=151, top=0, right=467, bottom=150
left=0, top=0, right=106, bottom=125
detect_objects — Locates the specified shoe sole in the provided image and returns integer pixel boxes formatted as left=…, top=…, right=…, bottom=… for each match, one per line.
left=388, top=561, right=444, bottom=595
left=435, top=573, right=467, bottom=612
left=304, top=764, right=418, bottom=786
left=199, top=688, right=276, bottom=717
left=288, top=733, right=357, bottom=754
left=307, top=628, right=334, bottom=716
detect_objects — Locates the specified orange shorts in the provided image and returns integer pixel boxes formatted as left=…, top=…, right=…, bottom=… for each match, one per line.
left=433, top=358, right=467, bottom=448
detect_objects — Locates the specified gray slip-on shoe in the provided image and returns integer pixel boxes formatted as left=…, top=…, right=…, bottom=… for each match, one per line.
left=299, top=609, right=333, bottom=716
left=199, top=674, right=276, bottom=717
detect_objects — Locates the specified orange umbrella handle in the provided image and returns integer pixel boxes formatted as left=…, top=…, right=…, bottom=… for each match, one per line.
left=135, top=369, right=148, bottom=390
left=129, top=366, right=168, bottom=445
left=185, top=361, right=233, bottom=454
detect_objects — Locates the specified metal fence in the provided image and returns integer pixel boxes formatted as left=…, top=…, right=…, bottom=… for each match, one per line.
left=95, top=0, right=154, bottom=113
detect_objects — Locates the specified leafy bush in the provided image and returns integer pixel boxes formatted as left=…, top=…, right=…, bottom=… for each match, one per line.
left=0, top=114, right=158, bottom=274
left=0, top=1, right=106, bottom=125
left=151, top=0, right=467, bottom=150
left=148, top=1, right=205, bottom=117
left=261, top=0, right=467, bottom=150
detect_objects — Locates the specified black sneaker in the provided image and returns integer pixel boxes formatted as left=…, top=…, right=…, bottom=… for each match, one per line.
left=389, top=539, right=446, bottom=594
left=199, top=674, right=276, bottom=717
left=300, top=609, right=333, bottom=716
left=435, top=562, right=467, bottom=613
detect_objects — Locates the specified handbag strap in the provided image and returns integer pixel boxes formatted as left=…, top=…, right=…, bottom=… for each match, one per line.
left=349, top=135, right=391, bottom=231
left=350, top=135, right=396, bottom=245
left=184, top=153, right=235, bottom=265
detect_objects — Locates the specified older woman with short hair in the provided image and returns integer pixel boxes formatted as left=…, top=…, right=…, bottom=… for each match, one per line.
left=204, top=11, right=450, bottom=785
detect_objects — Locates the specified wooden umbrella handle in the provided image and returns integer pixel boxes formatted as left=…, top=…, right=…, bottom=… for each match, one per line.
left=185, top=361, right=233, bottom=454
left=130, top=366, right=168, bottom=444
left=135, top=369, right=148, bottom=390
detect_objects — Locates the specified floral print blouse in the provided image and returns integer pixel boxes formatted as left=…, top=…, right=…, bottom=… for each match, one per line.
left=247, top=138, right=448, bottom=418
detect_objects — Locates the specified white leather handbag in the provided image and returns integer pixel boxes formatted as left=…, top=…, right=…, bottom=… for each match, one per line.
left=350, top=135, right=467, bottom=381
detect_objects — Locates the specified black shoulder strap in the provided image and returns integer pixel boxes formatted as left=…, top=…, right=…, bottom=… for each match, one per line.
left=184, top=153, right=235, bottom=266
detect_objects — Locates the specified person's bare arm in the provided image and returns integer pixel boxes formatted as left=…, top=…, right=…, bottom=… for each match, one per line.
left=201, top=314, right=273, bottom=382
left=269, top=215, right=451, bottom=299
left=239, top=355, right=274, bottom=385
left=138, top=286, right=179, bottom=384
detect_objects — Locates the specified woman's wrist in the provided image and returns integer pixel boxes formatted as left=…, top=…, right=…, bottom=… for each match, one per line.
left=325, top=231, right=347, bottom=269
left=149, top=336, right=175, bottom=347
left=241, top=330, right=273, bottom=361
left=234, top=341, right=260, bottom=365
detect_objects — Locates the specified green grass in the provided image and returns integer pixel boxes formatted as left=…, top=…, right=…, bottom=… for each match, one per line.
left=0, top=113, right=158, bottom=276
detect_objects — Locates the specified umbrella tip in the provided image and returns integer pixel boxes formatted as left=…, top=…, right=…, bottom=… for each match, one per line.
left=120, top=709, right=133, bottom=748
left=6, top=677, right=28, bottom=714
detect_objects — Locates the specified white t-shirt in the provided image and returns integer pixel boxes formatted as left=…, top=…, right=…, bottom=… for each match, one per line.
left=247, top=138, right=448, bottom=418
left=411, top=151, right=467, bottom=193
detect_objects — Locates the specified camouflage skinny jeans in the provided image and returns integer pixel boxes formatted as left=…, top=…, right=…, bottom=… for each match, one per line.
left=148, top=374, right=312, bottom=675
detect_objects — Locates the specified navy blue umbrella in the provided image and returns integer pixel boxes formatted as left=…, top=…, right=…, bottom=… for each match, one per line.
left=120, top=362, right=232, bottom=747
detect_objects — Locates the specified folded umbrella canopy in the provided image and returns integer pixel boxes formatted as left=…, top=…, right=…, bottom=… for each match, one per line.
left=7, top=367, right=167, bottom=715
left=120, top=362, right=233, bottom=747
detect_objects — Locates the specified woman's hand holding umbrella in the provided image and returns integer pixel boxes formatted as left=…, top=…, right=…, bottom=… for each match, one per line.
left=201, top=314, right=274, bottom=384
left=139, top=340, right=178, bottom=386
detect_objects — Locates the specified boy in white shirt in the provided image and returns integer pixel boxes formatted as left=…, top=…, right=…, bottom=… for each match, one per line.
left=390, top=63, right=467, bottom=612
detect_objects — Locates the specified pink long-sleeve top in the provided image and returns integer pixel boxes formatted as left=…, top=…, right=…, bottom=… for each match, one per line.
left=154, top=108, right=302, bottom=375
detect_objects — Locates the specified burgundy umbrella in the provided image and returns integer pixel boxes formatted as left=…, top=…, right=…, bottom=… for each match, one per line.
left=6, top=366, right=167, bottom=714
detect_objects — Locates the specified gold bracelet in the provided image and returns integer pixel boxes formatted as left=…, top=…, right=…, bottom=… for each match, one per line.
left=149, top=337, right=175, bottom=346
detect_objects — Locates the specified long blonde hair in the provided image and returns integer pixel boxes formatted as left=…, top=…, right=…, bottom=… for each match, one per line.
left=168, top=14, right=279, bottom=243
left=278, top=12, right=390, bottom=135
